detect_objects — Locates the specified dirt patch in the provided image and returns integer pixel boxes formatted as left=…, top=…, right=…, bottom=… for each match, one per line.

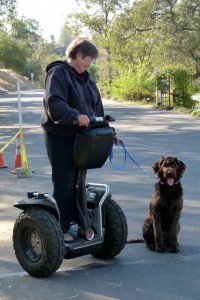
left=0, top=69, right=37, bottom=92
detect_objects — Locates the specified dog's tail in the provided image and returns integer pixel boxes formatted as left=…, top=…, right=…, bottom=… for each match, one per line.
left=126, top=238, right=145, bottom=244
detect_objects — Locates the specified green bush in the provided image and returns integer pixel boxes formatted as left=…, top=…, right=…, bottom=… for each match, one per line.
left=110, top=66, right=156, bottom=101
left=0, top=31, right=31, bottom=73
left=165, top=68, right=198, bottom=108
left=191, top=110, right=200, bottom=117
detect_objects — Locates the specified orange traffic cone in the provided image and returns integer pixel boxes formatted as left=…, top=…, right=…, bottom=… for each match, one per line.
left=11, top=134, right=22, bottom=174
left=0, top=151, right=8, bottom=168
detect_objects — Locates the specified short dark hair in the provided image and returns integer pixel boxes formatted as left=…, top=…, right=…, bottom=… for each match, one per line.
left=66, top=37, right=98, bottom=60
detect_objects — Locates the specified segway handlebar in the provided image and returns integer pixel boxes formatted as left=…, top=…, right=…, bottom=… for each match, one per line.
left=28, top=191, right=51, bottom=199
left=73, top=115, right=115, bottom=125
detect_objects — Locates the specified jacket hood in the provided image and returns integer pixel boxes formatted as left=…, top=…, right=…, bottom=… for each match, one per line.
left=46, top=60, right=90, bottom=81
left=46, top=60, right=70, bottom=72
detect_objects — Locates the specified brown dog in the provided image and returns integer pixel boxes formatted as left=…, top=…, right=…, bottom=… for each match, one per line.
left=142, top=156, right=186, bottom=253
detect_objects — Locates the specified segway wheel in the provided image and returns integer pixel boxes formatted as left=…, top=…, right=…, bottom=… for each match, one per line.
left=13, top=208, right=65, bottom=277
left=92, top=199, right=128, bottom=259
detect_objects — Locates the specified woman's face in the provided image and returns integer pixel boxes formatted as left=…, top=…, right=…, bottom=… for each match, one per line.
left=74, top=53, right=96, bottom=73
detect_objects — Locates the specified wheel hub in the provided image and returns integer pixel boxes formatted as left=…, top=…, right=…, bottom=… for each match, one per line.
left=30, top=230, right=42, bottom=255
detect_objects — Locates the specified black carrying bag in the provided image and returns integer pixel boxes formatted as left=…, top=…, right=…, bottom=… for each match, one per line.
left=73, top=126, right=114, bottom=170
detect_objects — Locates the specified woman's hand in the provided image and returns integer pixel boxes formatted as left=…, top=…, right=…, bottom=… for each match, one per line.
left=77, top=115, right=90, bottom=126
left=114, top=134, right=120, bottom=145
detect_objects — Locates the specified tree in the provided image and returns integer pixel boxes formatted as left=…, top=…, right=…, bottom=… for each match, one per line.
left=0, top=0, right=17, bottom=30
left=111, top=0, right=200, bottom=79
left=64, top=0, right=130, bottom=83
left=111, top=0, right=156, bottom=70
left=106, top=0, right=200, bottom=101
left=173, top=0, right=200, bottom=78
left=0, top=2, right=65, bottom=87
left=0, top=30, right=31, bottom=72
left=9, top=16, right=42, bottom=41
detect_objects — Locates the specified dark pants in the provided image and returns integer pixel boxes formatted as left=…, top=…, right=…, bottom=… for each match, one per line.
left=43, top=131, right=76, bottom=233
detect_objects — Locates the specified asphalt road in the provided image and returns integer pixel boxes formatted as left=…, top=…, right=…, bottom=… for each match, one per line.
left=0, top=89, right=200, bottom=300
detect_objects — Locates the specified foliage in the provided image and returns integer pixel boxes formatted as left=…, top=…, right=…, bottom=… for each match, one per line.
left=0, top=12, right=63, bottom=86
left=64, top=0, right=131, bottom=83
left=8, top=16, right=42, bottom=40
left=0, top=0, right=17, bottom=29
left=110, top=65, right=156, bottom=101
left=167, top=67, right=198, bottom=108
left=111, top=0, right=200, bottom=80
left=156, top=66, right=198, bottom=108
left=1, top=0, right=200, bottom=106
left=0, top=30, right=31, bottom=72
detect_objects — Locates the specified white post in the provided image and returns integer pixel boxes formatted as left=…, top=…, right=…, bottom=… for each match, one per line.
left=17, top=81, right=23, bottom=130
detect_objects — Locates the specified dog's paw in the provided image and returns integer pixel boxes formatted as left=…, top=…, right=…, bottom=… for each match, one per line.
left=146, top=243, right=156, bottom=251
left=156, top=245, right=166, bottom=253
left=168, top=246, right=180, bottom=253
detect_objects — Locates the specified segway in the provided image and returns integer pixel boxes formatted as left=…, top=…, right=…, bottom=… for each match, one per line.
left=12, top=116, right=128, bottom=277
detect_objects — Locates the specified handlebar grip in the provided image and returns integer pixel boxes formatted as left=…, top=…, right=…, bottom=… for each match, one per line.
left=73, top=116, right=103, bottom=125
left=90, top=116, right=104, bottom=122
left=72, top=115, right=115, bottom=125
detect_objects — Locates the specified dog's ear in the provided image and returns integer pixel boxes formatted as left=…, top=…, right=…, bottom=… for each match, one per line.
left=152, top=156, right=165, bottom=173
left=152, top=161, right=159, bottom=173
left=175, top=157, right=186, bottom=176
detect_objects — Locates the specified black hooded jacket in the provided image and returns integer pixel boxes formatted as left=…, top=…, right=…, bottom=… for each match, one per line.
left=41, top=60, right=104, bottom=138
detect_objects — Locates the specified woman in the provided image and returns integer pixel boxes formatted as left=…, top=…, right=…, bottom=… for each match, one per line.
left=41, top=37, right=106, bottom=242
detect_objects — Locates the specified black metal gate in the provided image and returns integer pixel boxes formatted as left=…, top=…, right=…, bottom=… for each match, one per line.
left=156, top=75, right=173, bottom=109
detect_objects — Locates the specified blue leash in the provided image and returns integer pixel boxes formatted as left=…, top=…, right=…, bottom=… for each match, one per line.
left=109, top=140, right=152, bottom=176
